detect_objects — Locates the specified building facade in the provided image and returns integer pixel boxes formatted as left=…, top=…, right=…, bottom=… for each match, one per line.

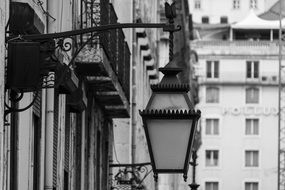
left=113, top=0, right=199, bottom=189
left=0, top=0, right=8, bottom=189
left=189, top=0, right=278, bottom=24
left=0, top=1, right=198, bottom=190
left=1, top=0, right=132, bottom=190
left=190, top=2, right=283, bottom=190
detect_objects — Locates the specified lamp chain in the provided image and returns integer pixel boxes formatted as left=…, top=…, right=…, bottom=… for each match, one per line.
left=169, top=18, right=174, bottom=62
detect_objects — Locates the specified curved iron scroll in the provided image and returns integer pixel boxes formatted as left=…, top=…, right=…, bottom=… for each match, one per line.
left=110, top=162, right=152, bottom=190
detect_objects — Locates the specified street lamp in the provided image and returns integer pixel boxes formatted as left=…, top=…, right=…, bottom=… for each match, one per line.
left=139, top=2, right=201, bottom=179
left=139, top=61, right=201, bottom=181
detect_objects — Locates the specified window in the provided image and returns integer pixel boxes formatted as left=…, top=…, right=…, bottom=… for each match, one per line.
left=246, top=87, right=259, bottom=104
left=250, top=0, right=258, bottom=9
left=246, top=61, right=259, bottom=79
left=245, top=150, right=259, bottom=167
left=202, top=16, right=209, bottom=24
left=206, top=87, right=219, bottom=103
left=206, top=119, right=219, bottom=135
left=245, top=182, right=258, bottom=190
left=206, top=150, right=219, bottom=166
left=205, top=182, right=219, bottom=190
left=233, top=0, right=240, bottom=9
left=206, top=61, right=219, bottom=78
left=220, top=16, right=228, bottom=24
left=194, top=0, right=201, bottom=9
left=245, top=119, right=259, bottom=135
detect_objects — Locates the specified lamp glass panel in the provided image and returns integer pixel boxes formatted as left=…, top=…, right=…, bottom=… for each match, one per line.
left=148, top=94, right=189, bottom=110
left=146, top=119, right=193, bottom=170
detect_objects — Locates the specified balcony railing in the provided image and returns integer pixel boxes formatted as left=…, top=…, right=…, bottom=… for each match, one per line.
left=98, top=3, right=130, bottom=100
left=191, top=40, right=285, bottom=55
left=76, top=1, right=130, bottom=117
left=198, top=72, right=283, bottom=85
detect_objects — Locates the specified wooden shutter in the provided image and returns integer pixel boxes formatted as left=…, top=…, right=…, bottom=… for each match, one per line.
left=53, top=90, right=59, bottom=187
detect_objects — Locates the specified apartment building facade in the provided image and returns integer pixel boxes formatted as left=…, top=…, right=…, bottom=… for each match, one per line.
left=190, top=1, right=283, bottom=190
left=189, top=0, right=278, bottom=24
left=1, top=0, right=134, bottom=190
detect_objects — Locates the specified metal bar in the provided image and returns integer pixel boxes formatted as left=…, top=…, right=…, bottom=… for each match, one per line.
left=109, top=162, right=151, bottom=168
left=15, top=23, right=171, bottom=41
left=278, top=1, right=283, bottom=190
left=80, top=0, right=83, bottom=44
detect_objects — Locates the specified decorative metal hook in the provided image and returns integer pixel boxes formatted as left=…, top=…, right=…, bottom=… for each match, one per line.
left=189, top=150, right=200, bottom=190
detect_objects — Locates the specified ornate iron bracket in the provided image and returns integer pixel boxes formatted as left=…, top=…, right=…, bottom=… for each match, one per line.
left=189, top=151, right=200, bottom=190
left=110, top=162, right=152, bottom=190
left=5, top=21, right=180, bottom=118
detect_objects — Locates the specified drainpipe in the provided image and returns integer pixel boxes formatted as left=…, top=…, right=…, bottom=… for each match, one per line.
left=44, top=79, right=55, bottom=190
left=40, top=84, right=46, bottom=190
left=45, top=0, right=57, bottom=189
left=131, top=0, right=136, bottom=170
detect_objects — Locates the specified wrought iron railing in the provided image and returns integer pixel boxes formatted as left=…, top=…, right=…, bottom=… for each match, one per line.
left=197, top=71, right=282, bottom=85
left=191, top=40, right=285, bottom=55
left=79, top=0, right=130, bottom=101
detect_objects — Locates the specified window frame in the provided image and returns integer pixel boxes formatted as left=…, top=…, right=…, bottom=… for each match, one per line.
left=245, top=150, right=259, bottom=167
left=220, top=16, right=228, bottom=24
left=205, top=150, right=219, bottom=167
left=245, top=87, right=259, bottom=104
left=206, top=87, right=220, bottom=103
left=245, top=181, right=259, bottom=190
left=205, top=118, right=220, bottom=136
left=250, top=0, right=258, bottom=9
left=194, top=0, right=201, bottom=9
left=206, top=60, right=219, bottom=78
left=202, top=16, right=210, bottom=24
left=233, top=0, right=240, bottom=9
left=245, top=118, right=259, bottom=136
left=246, top=61, right=259, bottom=79
left=205, top=181, right=219, bottom=190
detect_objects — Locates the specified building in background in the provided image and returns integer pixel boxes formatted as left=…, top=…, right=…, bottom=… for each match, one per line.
left=189, top=0, right=278, bottom=25
left=0, top=0, right=199, bottom=190
left=189, top=1, right=284, bottom=190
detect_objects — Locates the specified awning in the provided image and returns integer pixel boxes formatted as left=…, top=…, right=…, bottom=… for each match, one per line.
left=232, top=9, right=285, bottom=29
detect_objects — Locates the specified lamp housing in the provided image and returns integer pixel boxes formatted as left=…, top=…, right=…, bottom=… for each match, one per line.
left=139, top=63, right=201, bottom=181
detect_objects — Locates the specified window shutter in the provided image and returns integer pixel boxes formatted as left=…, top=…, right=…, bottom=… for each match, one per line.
left=206, top=61, right=212, bottom=78
left=214, top=61, right=219, bottom=78
left=53, top=90, right=59, bottom=187
left=65, top=113, right=70, bottom=171
left=246, top=61, right=251, bottom=78
left=33, top=91, right=41, bottom=117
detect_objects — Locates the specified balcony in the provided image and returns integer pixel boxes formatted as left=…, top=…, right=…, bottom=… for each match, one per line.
left=75, top=2, right=130, bottom=118
left=198, top=72, right=282, bottom=86
left=191, top=40, right=285, bottom=56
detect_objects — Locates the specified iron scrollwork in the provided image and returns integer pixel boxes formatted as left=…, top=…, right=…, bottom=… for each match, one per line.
left=56, top=37, right=78, bottom=52
left=110, top=162, right=151, bottom=190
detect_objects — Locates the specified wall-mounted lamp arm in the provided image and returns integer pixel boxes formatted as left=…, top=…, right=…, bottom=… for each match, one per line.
left=7, top=23, right=179, bottom=41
